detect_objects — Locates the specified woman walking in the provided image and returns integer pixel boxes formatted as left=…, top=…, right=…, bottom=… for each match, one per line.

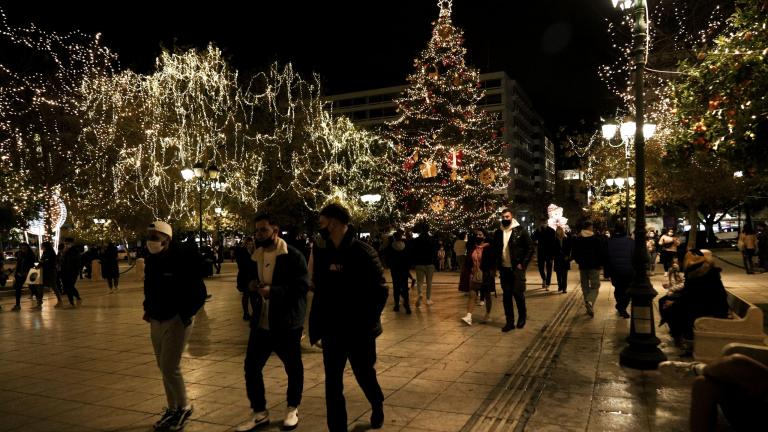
left=38, top=242, right=62, bottom=307
left=553, top=226, right=572, bottom=293
left=659, top=228, right=679, bottom=277
left=101, top=242, right=120, bottom=292
left=738, top=225, right=758, bottom=274
left=461, top=229, right=495, bottom=325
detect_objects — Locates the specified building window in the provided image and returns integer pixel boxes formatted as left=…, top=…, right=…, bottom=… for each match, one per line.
left=482, top=79, right=502, bottom=89
left=368, top=108, right=383, bottom=119
left=480, top=93, right=502, bottom=106
left=352, top=110, right=367, bottom=120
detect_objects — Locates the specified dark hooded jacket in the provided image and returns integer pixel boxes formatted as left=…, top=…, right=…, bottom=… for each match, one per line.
left=309, top=226, right=389, bottom=344
left=143, top=241, right=207, bottom=323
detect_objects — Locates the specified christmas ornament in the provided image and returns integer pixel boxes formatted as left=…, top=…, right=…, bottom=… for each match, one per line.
left=412, top=149, right=420, bottom=162
left=438, top=24, right=454, bottom=39
left=479, top=168, right=496, bottom=185
left=446, top=148, right=463, bottom=168
left=403, top=157, right=415, bottom=171
left=430, top=195, right=445, bottom=212
left=420, top=160, right=438, bottom=178
left=450, top=169, right=457, bottom=181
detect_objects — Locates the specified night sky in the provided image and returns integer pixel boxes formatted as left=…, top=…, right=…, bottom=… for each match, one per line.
left=0, top=0, right=621, bottom=130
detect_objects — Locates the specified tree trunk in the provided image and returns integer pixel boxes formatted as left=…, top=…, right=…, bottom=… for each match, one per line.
left=688, top=202, right=699, bottom=250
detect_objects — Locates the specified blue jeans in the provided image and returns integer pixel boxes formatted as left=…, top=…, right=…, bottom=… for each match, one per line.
left=579, top=269, right=601, bottom=305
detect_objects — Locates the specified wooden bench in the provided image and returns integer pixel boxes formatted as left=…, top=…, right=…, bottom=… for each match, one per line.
left=694, top=289, right=768, bottom=363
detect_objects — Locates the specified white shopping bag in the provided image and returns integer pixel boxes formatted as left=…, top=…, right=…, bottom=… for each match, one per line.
left=24, top=267, right=43, bottom=286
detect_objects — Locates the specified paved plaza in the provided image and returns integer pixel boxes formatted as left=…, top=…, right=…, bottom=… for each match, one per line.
left=1, top=252, right=762, bottom=431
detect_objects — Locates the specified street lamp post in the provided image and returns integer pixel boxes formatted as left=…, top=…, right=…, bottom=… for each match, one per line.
left=605, top=176, right=634, bottom=226
left=181, top=161, right=219, bottom=247
left=610, top=0, right=666, bottom=369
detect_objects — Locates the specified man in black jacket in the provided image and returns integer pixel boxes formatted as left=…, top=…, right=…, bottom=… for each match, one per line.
left=604, top=223, right=633, bottom=318
left=143, top=221, right=207, bottom=431
left=493, top=208, right=534, bottom=332
left=309, top=203, right=388, bottom=431
left=59, top=238, right=83, bottom=307
left=235, top=213, right=309, bottom=432
left=532, top=222, right=557, bottom=290
left=572, top=221, right=604, bottom=317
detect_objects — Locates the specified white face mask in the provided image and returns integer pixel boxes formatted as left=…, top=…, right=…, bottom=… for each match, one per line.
left=147, top=241, right=165, bottom=254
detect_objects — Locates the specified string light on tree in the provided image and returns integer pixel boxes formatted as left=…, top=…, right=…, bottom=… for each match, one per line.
left=387, top=0, right=509, bottom=232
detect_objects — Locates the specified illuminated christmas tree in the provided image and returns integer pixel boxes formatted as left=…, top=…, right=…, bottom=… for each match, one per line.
left=388, top=0, right=509, bottom=232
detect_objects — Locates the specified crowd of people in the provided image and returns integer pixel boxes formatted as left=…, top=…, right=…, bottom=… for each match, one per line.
left=2, top=208, right=765, bottom=431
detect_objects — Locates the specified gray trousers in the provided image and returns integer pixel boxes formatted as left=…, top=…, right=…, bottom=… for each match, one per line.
left=579, top=269, right=601, bottom=305
left=151, top=316, right=193, bottom=409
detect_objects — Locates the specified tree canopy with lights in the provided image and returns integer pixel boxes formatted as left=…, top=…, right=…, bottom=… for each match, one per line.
left=387, top=0, right=509, bottom=232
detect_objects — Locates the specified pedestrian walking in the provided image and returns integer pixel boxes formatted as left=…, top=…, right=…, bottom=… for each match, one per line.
left=101, top=242, right=120, bottom=293
left=143, top=221, right=207, bottom=431
left=492, top=208, right=534, bottom=332
left=532, top=221, right=557, bottom=290
left=659, top=228, right=679, bottom=276
left=646, top=231, right=658, bottom=275
left=11, top=243, right=36, bottom=311
left=385, top=230, right=412, bottom=314
left=235, top=213, right=309, bottom=432
left=604, top=223, right=633, bottom=318
left=38, top=241, right=62, bottom=307
left=234, top=237, right=257, bottom=320
left=553, top=226, right=572, bottom=293
left=738, top=225, right=758, bottom=274
left=410, top=222, right=436, bottom=307
left=309, top=203, right=388, bottom=431
left=59, top=238, right=83, bottom=307
left=461, top=228, right=495, bottom=325
left=453, top=233, right=467, bottom=273
left=572, top=221, right=604, bottom=317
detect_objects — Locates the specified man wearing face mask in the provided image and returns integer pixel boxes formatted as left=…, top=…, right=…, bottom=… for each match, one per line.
left=493, top=208, right=534, bottom=332
left=142, top=221, right=207, bottom=431
left=309, top=203, right=389, bottom=431
left=236, top=213, right=309, bottom=432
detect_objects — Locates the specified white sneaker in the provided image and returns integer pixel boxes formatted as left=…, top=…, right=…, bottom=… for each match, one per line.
left=658, top=361, right=704, bottom=379
left=664, top=272, right=668, bottom=277
left=426, top=299, right=434, bottom=306
left=461, top=313, right=472, bottom=326
left=476, top=299, right=485, bottom=306
left=283, top=406, right=299, bottom=430
left=235, top=410, right=269, bottom=431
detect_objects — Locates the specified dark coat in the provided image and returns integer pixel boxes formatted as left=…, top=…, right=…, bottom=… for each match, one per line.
left=553, top=235, right=572, bottom=273
left=492, top=224, right=534, bottom=269
left=39, top=249, right=58, bottom=287
left=58, top=246, right=82, bottom=283
left=100, top=245, right=120, bottom=279
left=572, top=230, right=604, bottom=270
left=14, top=248, right=36, bottom=279
left=532, top=226, right=557, bottom=259
left=234, top=245, right=256, bottom=292
left=309, top=227, right=389, bottom=344
left=385, top=240, right=411, bottom=280
left=143, top=242, right=207, bottom=322
left=248, top=240, right=309, bottom=332
left=605, top=235, right=634, bottom=277
left=659, top=259, right=728, bottom=339
left=409, top=232, right=436, bottom=266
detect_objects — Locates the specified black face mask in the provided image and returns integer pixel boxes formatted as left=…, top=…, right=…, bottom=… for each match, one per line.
left=254, top=238, right=274, bottom=249
left=318, top=227, right=331, bottom=240
left=501, top=219, right=512, bottom=227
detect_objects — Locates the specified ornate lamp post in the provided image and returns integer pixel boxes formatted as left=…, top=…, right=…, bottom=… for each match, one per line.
left=609, top=0, right=667, bottom=369
left=181, top=161, right=220, bottom=247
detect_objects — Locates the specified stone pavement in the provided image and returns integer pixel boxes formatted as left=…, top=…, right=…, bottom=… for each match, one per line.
left=0, top=253, right=760, bottom=431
